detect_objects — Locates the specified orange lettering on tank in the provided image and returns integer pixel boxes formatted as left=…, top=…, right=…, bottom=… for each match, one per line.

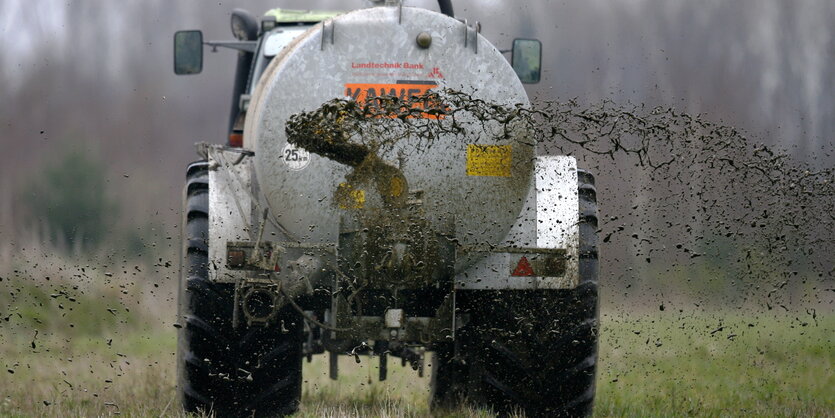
left=344, top=81, right=446, bottom=119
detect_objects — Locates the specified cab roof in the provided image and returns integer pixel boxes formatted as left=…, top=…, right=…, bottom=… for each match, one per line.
left=263, top=8, right=343, bottom=23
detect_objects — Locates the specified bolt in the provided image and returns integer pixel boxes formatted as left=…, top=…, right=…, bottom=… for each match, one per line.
left=416, top=32, right=432, bottom=49
left=390, top=329, right=399, bottom=338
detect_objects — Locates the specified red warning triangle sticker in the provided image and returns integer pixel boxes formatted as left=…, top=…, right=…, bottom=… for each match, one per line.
left=511, top=256, right=536, bottom=277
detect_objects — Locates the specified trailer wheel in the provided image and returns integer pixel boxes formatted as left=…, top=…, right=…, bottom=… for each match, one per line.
left=431, top=169, right=599, bottom=417
left=176, top=161, right=304, bottom=417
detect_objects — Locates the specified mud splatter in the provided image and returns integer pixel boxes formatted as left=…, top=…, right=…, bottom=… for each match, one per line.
left=287, top=90, right=835, bottom=307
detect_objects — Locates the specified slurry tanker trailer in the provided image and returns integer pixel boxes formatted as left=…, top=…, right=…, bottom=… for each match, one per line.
left=173, top=2, right=598, bottom=416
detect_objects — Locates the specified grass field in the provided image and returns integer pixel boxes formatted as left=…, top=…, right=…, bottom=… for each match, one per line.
left=0, top=311, right=831, bottom=417
left=0, top=256, right=832, bottom=417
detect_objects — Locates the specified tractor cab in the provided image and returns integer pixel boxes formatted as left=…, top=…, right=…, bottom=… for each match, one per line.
left=175, top=9, right=342, bottom=146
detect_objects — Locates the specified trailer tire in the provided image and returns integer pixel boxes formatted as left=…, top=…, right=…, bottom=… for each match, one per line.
left=431, top=169, right=599, bottom=417
left=176, top=161, right=304, bottom=417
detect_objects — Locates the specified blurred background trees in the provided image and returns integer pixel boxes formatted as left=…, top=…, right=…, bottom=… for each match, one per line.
left=0, top=0, right=832, bottom=302
left=22, top=146, right=116, bottom=252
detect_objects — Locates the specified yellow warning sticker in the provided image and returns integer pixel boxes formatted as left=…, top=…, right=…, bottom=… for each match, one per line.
left=336, top=183, right=365, bottom=209
left=466, top=144, right=512, bottom=177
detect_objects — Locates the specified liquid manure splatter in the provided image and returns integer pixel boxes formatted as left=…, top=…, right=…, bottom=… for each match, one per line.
left=287, top=90, right=835, bottom=308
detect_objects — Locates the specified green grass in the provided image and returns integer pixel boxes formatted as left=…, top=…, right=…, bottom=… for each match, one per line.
left=0, top=309, right=831, bottom=417
left=1, top=252, right=832, bottom=417
left=596, top=311, right=834, bottom=417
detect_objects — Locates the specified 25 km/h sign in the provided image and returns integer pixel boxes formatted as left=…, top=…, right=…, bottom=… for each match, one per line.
left=282, top=143, right=311, bottom=171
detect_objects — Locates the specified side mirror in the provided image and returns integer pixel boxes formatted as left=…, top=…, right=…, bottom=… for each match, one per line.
left=511, top=39, right=542, bottom=84
left=174, top=30, right=204, bottom=75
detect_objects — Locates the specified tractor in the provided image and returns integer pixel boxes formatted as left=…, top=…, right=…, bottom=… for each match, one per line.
left=173, top=2, right=599, bottom=416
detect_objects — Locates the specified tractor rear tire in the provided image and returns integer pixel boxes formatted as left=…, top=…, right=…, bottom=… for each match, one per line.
left=431, top=169, right=599, bottom=417
left=176, top=160, right=304, bottom=417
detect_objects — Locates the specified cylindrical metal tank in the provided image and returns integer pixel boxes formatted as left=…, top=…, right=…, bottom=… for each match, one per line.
left=245, top=6, right=533, bottom=272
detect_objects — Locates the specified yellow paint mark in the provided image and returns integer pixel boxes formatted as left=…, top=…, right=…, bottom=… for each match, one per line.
left=466, top=144, right=512, bottom=177
left=336, top=183, right=365, bottom=209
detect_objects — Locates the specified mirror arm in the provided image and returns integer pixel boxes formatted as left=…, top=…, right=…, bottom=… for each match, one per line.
left=204, top=40, right=258, bottom=53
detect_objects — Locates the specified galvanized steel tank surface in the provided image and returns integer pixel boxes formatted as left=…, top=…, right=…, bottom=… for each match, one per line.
left=244, top=6, right=533, bottom=272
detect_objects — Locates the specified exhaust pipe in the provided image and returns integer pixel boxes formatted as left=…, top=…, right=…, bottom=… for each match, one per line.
left=437, top=0, right=454, bottom=17
left=368, top=0, right=453, bottom=17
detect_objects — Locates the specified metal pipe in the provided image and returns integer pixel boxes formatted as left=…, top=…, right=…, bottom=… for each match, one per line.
left=241, top=287, right=279, bottom=323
